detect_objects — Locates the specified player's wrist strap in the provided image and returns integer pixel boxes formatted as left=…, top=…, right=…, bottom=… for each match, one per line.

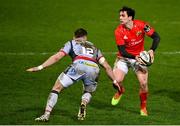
left=113, top=80, right=117, bottom=84
left=37, top=65, right=43, bottom=70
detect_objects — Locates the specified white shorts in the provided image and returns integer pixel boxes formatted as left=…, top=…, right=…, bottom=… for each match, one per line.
left=58, top=72, right=97, bottom=93
left=58, top=72, right=74, bottom=88
left=113, top=57, right=148, bottom=74
left=57, top=60, right=99, bottom=93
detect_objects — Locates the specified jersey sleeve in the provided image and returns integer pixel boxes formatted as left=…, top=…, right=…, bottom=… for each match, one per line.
left=142, top=21, right=155, bottom=36
left=59, top=41, right=71, bottom=55
left=114, top=27, right=125, bottom=45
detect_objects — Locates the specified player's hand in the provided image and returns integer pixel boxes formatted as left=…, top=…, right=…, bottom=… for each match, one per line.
left=135, top=55, right=146, bottom=65
left=148, top=49, right=154, bottom=63
left=26, top=65, right=43, bottom=72
left=113, top=80, right=121, bottom=92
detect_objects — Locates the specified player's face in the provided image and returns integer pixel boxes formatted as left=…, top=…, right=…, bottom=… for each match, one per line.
left=74, top=36, right=87, bottom=42
left=119, top=11, right=132, bottom=25
left=83, top=36, right=87, bottom=41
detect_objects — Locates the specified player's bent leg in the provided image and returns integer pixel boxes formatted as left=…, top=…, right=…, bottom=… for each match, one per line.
left=35, top=113, right=50, bottom=122
left=78, top=92, right=92, bottom=120
left=140, top=106, right=148, bottom=116
left=111, top=86, right=125, bottom=106
left=78, top=83, right=95, bottom=121
left=111, top=68, right=126, bottom=106
left=35, top=79, right=64, bottom=122
left=52, top=79, right=64, bottom=92
left=35, top=72, right=74, bottom=122
left=139, top=91, right=148, bottom=116
left=78, top=103, right=87, bottom=120
left=136, top=70, right=148, bottom=116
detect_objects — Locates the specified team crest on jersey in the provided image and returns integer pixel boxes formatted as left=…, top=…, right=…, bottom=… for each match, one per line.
left=144, top=25, right=151, bottom=32
left=123, top=35, right=128, bottom=39
left=136, top=31, right=142, bottom=36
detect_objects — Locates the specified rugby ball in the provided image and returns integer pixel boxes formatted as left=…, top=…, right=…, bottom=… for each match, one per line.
left=139, top=51, right=152, bottom=66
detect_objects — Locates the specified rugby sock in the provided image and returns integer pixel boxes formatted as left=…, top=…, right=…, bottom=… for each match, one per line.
left=119, top=86, right=125, bottom=94
left=140, top=92, right=147, bottom=109
left=45, top=90, right=59, bottom=115
left=81, top=92, right=92, bottom=105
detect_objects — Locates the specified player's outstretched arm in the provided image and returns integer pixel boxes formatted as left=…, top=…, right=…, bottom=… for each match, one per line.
left=26, top=51, right=66, bottom=72
left=98, top=57, right=120, bottom=91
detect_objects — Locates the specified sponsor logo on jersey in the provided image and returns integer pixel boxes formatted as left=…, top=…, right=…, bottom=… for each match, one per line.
left=136, top=31, right=142, bottom=36
left=123, top=35, right=128, bottom=39
left=128, top=38, right=143, bottom=46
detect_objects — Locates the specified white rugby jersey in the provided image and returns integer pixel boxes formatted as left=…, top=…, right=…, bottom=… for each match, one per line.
left=59, top=40, right=103, bottom=63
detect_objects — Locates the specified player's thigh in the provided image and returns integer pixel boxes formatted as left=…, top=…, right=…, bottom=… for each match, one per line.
left=82, top=72, right=99, bottom=93
left=83, top=65, right=99, bottom=84
left=113, top=59, right=128, bottom=82
left=83, top=84, right=97, bottom=93
left=52, top=79, right=64, bottom=92
left=136, top=70, right=148, bottom=86
left=113, top=68, right=126, bottom=82
left=57, top=72, right=74, bottom=88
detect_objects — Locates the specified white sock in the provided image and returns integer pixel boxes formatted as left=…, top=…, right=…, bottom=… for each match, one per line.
left=45, top=91, right=58, bottom=115
left=81, top=92, right=92, bottom=105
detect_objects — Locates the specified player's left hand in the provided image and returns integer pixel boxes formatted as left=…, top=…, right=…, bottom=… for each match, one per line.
left=148, top=49, right=154, bottom=63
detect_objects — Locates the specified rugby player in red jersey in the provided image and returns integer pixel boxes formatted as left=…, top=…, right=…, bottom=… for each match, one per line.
left=111, top=6, right=160, bottom=116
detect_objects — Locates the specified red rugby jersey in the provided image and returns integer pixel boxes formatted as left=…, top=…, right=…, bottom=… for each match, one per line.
left=114, top=20, right=155, bottom=57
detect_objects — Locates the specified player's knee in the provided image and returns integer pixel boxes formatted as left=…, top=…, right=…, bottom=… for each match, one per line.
left=81, top=92, right=92, bottom=104
left=140, top=82, right=148, bottom=91
left=52, top=80, right=64, bottom=92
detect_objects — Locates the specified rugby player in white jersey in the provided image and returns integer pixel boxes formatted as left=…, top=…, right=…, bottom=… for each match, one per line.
left=26, top=28, right=120, bottom=121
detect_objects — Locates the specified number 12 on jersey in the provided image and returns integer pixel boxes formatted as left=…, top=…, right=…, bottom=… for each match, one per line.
left=82, top=47, right=94, bottom=56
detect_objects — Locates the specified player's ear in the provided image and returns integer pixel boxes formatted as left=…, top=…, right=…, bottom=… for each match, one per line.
left=128, top=16, right=133, bottom=21
left=84, top=36, right=87, bottom=40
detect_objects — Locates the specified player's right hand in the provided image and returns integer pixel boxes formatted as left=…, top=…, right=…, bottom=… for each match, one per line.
left=148, top=49, right=154, bottom=63
left=26, top=65, right=43, bottom=72
left=26, top=67, right=39, bottom=72
left=135, top=55, right=146, bottom=65
left=113, top=80, right=121, bottom=92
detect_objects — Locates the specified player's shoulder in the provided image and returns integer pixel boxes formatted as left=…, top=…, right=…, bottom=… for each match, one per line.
left=65, top=39, right=73, bottom=44
left=133, top=20, right=149, bottom=30
left=115, top=24, right=124, bottom=33
left=86, top=40, right=94, bottom=45
left=115, top=24, right=124, bottom=30
left=63, top=40, right=72, bottom=45
left=134, top=19, right=146, bottom=25
left=134, top=19, right=152, bottom=27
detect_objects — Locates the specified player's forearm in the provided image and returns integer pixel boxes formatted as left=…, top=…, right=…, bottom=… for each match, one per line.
left=150, top=32, right=160, bottom=51
left=41, top=56, right=59, bottom=68
left=104, top=64, right=115, bottom=81
left=106, top=69, right=115, bottom=81
left=41, top=52, right=65, bottom=69
left=118, top=45, right=135, bottom=58
left=100, top=60, right=115, bottom=80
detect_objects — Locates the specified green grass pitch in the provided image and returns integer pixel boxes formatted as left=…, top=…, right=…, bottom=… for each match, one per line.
left=0, top=0, right=180, bottom=124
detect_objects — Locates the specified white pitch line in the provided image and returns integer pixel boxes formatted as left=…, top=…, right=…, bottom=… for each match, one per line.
left=160, top=51, right=180, bottom=55
left=0, top=52, right=54, bottom=56
left=0, top=51, right=180, bottom=56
